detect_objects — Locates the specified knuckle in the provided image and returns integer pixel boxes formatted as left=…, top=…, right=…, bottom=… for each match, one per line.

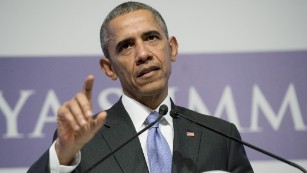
left=75, top=92, right=84, bottom=99
left=66, top=99, right=78, bottom=111
left=80, top=102, right=89, bottom=110
left=57, top=105, right=67, bottom=117
left=75, top=113, right=84, bottom=120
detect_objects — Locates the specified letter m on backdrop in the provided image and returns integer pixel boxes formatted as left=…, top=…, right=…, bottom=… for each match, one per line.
left=250, top=84, right=307, bottom=131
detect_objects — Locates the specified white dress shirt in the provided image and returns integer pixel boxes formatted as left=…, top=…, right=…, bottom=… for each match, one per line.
left=122, top=94, right=174, bottom=167
left=49, top=94, right=174, bottom=173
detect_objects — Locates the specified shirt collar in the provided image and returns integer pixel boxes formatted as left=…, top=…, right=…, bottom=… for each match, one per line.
left=122, top=94, right=173, bottom=132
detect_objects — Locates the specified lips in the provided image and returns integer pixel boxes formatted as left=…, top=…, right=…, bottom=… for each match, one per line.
left=137, top=66, right=160, bottom=77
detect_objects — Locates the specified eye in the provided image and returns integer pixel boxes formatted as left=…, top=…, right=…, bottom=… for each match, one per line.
left=117, top=40, right=134, bottom=53
left=121, top=42, right=133, bottom=50
left=145, top=34, right=159, bottom=41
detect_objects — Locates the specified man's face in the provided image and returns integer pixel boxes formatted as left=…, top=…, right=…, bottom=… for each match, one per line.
left=101, top=9, right=178, bottom=101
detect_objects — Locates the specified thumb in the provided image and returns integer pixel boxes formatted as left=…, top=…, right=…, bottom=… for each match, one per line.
left=92, top=111, right=107, bottom=132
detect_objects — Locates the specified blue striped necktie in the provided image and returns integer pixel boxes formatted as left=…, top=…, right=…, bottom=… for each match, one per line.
left=146, top=111, right=172, bottom=173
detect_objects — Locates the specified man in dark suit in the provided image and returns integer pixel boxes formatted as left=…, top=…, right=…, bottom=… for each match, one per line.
left=28, top=2, right=253, bottom=173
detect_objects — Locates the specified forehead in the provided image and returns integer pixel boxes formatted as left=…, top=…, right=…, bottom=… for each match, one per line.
left=106, top=9, right=163, bottom=40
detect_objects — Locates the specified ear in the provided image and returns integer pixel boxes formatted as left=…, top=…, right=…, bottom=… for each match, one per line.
left=100, top=58, right=118, bottom=80
left=168, top=36, right=179, bottom=62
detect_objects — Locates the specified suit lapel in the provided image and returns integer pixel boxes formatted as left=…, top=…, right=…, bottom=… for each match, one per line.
left=101, top=100, right=149, bottom=173
left=94, top=99, right=203, bottom=173
left=172, top=104, right=202, bottom=173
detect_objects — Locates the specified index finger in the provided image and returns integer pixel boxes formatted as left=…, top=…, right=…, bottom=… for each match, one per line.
left=83, top=75, right=95, bottom=100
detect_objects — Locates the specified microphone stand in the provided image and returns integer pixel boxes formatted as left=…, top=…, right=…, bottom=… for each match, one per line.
left=171, top=110, right=307, bottom=173
left=84, top=105, right=168, bottom=173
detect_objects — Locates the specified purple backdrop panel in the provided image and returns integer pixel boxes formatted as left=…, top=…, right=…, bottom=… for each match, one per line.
left=170, top=51, right=307, bottom=161
left=0, top=51, right=306, bottom=168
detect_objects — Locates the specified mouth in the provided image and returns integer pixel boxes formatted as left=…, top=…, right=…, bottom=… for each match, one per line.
left=137, top=66, right=160, bottom=78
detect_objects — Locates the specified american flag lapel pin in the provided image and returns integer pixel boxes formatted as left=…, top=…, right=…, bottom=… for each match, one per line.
left=186, top=131, right=195, bottom=137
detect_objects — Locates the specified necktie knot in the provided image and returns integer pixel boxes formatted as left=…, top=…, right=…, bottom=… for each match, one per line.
left=146, top=111, right=159, bottom=128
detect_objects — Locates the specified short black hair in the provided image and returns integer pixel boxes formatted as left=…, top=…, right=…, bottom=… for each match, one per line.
left=100, top=1, right=169, bottom=58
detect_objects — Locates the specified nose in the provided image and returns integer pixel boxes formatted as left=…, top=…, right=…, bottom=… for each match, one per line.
left=135, top=41, right=152, bottom=65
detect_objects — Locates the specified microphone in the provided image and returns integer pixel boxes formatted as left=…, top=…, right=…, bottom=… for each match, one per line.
left=84, top=104, right=168, bottom=173
left=170, top=109, right=307, bottom=173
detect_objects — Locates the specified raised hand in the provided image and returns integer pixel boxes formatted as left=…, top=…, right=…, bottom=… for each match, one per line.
left=55, top=75, right=107, bottom=165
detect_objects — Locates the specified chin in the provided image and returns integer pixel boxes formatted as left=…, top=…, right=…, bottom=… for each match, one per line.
left=138, top=83, right=167, bottom=97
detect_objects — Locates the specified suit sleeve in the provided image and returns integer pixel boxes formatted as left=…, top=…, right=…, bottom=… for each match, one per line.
left=27, top=130, right=80, bottom=173
left=27, top=149, right=50, bottom=173
left=227, top=124, right=254, bottom=173
left=27, top=130, right=57, bottom=173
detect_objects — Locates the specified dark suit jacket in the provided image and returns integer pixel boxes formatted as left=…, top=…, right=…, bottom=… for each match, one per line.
left=28, top=99, right=253, bottom=173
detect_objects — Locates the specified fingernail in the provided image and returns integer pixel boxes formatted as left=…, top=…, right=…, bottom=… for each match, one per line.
left=80, top=119, right=86, bottom=125
left=74, top=125, right=80, bottom=131
left=87, top=110, right=93, bottom=117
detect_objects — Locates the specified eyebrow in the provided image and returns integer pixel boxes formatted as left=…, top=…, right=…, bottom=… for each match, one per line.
left=115, top=37, right=134, bottom=53
left=142, top=30, right=162, bottom=39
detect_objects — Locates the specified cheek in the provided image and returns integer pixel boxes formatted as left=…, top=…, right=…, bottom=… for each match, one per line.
left=165, top=61, right=172, bottom=76
left=116, top=63, right=135, bottom=80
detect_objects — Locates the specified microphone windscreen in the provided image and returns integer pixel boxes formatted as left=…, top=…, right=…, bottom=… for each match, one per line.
left=159, top=104, right=168, bottom=115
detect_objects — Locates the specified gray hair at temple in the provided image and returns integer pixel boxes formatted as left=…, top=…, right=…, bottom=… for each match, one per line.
left=100, top=1, right=169, bottom=58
